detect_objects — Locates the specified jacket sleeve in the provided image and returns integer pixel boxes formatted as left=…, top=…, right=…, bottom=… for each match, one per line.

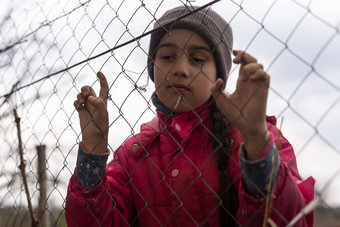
left=65, top=144, right=136, bottom=227
left=236, top=119, right=315, bottom=227
left=239, top=135, right=280, bottom=198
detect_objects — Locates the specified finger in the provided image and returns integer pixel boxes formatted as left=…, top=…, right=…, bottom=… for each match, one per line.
left=241, top=63, right=264, bottom=82
left=74, top=100, right=86, bottom=111
left=233, top=50, right=257, bottom=65
left=250, top=69, right=270, bottom=83
left=77, top=93, right=86, bottom=105
left=81, top=85, right=96, bottom=98
left=97, top=72, right=109, bottom=103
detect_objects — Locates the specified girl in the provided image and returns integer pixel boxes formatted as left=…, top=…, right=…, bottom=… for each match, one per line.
left=66, top=5, right=315, bottom=226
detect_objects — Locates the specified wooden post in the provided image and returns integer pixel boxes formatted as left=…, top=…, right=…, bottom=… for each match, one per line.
left=37, top=144, right=49, bottom=227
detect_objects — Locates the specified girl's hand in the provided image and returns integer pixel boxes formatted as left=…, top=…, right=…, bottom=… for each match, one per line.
left=74, top=72, right=109, bottom=154
left=211, top=50, right=270, bottom=160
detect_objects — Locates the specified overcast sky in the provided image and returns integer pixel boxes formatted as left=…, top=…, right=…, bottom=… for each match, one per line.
left=0, top=0, right=339, bottom=210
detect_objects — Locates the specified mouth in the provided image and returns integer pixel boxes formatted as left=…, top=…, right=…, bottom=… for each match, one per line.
left=169, top=83, right=189, bottom=94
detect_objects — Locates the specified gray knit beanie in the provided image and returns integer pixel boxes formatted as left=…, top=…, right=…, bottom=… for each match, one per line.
left=147, top=5, right=233, bottom=85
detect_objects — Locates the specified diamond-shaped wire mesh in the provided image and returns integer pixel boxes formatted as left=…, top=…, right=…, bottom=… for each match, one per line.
left=0, top=0, right=339, bottom=226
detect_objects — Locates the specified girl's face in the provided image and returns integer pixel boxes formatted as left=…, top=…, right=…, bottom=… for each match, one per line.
left=154, top=29, right=217, bottom=113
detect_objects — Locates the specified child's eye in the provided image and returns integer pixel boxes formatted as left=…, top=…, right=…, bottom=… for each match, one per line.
left=191, top=57, right=206, bottom=64
left=161, top=55, right=174, bottom=61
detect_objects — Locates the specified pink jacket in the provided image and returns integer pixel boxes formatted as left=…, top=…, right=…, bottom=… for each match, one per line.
left=66, top=105, right=315, bottom=226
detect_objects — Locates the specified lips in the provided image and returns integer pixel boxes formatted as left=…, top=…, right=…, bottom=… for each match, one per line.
left=170, top=83, right=189, bottom=94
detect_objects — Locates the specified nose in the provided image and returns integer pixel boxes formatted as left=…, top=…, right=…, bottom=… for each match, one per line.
left=171, top=53, right=189, bottom=78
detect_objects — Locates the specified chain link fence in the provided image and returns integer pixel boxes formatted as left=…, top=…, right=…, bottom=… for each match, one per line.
left=0, top=0, right=339, bottom=226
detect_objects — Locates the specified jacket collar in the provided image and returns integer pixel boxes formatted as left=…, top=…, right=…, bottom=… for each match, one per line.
left=152, top=92, right=212, bottom=139
left=151, top=92, right=175, bottom=116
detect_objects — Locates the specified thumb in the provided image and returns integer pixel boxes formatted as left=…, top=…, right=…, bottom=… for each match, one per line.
left=87, top=95, right=106, bottom=112
left=210, top=78, right=225, bottom=97
left=210, top=78, right=232, bottom=112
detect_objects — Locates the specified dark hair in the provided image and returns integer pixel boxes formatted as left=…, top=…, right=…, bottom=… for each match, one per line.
left=210, top=101, right=238, bottom=226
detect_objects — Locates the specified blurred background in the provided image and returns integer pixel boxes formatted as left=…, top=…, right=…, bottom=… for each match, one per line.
left=0, top=0, right=339, bottom=226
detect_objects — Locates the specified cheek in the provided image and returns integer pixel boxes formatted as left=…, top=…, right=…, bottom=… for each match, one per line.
left=197, top=70, right=217, bottom=88
left=153, top=60, right=170, bottom=77
left=202, top=65, right=217, bottom=82
left=153, top=67, right=165, bottom=89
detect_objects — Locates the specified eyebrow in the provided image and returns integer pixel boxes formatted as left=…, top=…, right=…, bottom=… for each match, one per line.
left=157, top=42, right=212, bottom=53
